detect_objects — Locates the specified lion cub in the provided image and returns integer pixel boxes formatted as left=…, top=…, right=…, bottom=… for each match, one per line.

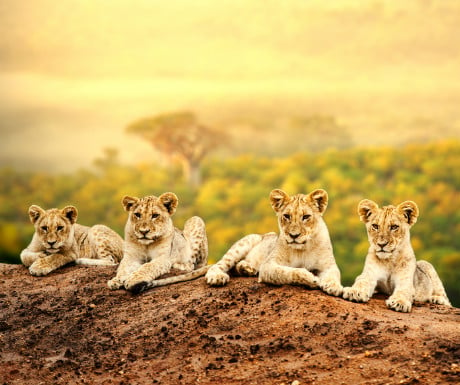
left=107, top=193, right=208, bottom=293
left=343, top=199, right=451, bottom=312
left=206, top=189, right=343, bottom=296
left=21, top=205, right=123, bottom=276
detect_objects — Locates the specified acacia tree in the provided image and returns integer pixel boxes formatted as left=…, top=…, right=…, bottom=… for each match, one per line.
left=126, top=111, right=225, bottom=187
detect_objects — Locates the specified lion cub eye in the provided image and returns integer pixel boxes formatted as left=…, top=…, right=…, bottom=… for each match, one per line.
left=283, top=214, right=291, bottom=220
left=134, top=212, right=141, bottom=219
left=371, top=224, right=379, bottom=230
left=390, top=224, right=399, bottom=231
left=151, top=213, right=160, bottom=219
left=302, top=214, right=311, bottom=221
left=41, top=225, right=48, bottom=232
left=56, top=226, right=64, bottom=232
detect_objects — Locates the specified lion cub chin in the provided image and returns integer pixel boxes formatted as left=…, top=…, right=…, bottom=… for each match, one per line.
left=20, top=205, right=123, bottom=276
left=205, top=188, right=343, bottom=297
left=343, top=199, right=451, bottom=312
left=107, top=192, right=208, bottom=294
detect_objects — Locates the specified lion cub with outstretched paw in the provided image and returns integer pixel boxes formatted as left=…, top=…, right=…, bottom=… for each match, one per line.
left=21, top=205, right=123, bottom=276
left=107, top=193, right=208, bottom=294
left=343, top=199, right=451, bottom=312
left=206, top=189, right=343, bottom=296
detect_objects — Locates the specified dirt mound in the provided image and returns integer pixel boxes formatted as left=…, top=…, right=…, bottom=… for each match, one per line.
left=0, top=263, right=458, bottom=385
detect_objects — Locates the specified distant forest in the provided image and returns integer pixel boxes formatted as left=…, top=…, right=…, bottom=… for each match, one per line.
left=1, top=139, right=459, bottom=305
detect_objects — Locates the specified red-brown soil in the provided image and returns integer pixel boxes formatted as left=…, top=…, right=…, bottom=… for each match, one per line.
left=0, top=263, right=458, bottom=385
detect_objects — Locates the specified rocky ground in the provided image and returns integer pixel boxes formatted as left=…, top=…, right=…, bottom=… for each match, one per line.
left=0, top=263, right=459, bottom=385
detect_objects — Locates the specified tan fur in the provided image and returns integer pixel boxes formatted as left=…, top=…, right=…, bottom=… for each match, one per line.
left=107, top=193, right=208, bottom=293
left=342, top=199, right=451, bottom=312
left=205, top=189, right=343, bottom=297
left=20, top=205, right=123, bottom=276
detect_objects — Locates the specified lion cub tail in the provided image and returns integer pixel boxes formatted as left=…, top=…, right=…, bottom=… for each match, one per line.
left=130, top=266, right=211, bottom=294
left=151, top=265, right=211, bottom=288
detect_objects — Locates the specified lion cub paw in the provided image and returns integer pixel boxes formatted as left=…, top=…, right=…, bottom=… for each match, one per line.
left=235, top=261, right=258, bottom=276
left=127, top=281, right=149, bottom=294
left=206, top=268, right=230, bottom=286
left=320, top=278, right=343, bottom=297
left=107, top=278, right=123, bottom=290
left=29, top=260, right=54, bottom=276
left=342, top=287, right=370, bottom=303
left=124, top=273, right=146, bottom=291
left=429, top=295, right=451, bottom=307
left=309, top=276, right=320, bottom=289
left=386, top=295, right=412, bottom=313
left=288, top=269, right=320, bottom=288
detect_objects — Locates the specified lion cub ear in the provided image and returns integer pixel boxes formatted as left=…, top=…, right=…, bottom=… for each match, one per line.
left=358, top=199, right=379, bottom=223
left=122, top=196, right=139, bottom=212
left=397, top=201, right=419, bottom=226
left=158, top=192, right=178, bottom=215
left=308, top=189, right=328, bottom=214
left=28, top=205, right=45, bottom=224
left=270, top=189, right=290, bottom=212
left=62, top=206, right=78, bottom=224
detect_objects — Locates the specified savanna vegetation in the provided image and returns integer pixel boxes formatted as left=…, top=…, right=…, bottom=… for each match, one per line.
left=0, top=140, right=459, bottom=305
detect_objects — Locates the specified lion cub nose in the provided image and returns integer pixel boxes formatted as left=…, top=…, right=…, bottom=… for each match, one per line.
left=377, top=241, right=388, bottom=248
left=289, top=233, right=300, bottom=239
left=47, top=241, right=56, bottom=247
left=139, top=229, right=150, bottom=236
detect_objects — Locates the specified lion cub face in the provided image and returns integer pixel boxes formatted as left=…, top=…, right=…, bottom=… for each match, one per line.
left=28, top=205, right=77, bottom=253
left=358, top=199, right=419, bottom=259
left=122, top=193, right=178, bottom=245
left=270, top=189, right=329, bottom=250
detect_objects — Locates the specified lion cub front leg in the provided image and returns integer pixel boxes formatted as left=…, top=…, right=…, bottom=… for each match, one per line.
left=259, top=259, right=319, bottom=288
left=29, top=252, right=76, bottom=276
left=124, top=258, right=172, bottom=293
left=107, top=251, right=143, bottom=290
left=343, top=266, right=377, bottom=303
left=20, top=249, right=43, bottom=267
left=318, top=265, right=343, bottom=297
left=385, top=270, right=415, bottom=313
left=123, top=242, right=174, bottom=292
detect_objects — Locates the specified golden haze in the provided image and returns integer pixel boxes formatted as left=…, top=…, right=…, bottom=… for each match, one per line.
left=0, top=0, right=459, bottom=170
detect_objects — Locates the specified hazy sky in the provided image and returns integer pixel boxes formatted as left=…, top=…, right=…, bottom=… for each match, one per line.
left=2, top=0, right=459, bottom=81
left=1, top=0, right=460, bottom=170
